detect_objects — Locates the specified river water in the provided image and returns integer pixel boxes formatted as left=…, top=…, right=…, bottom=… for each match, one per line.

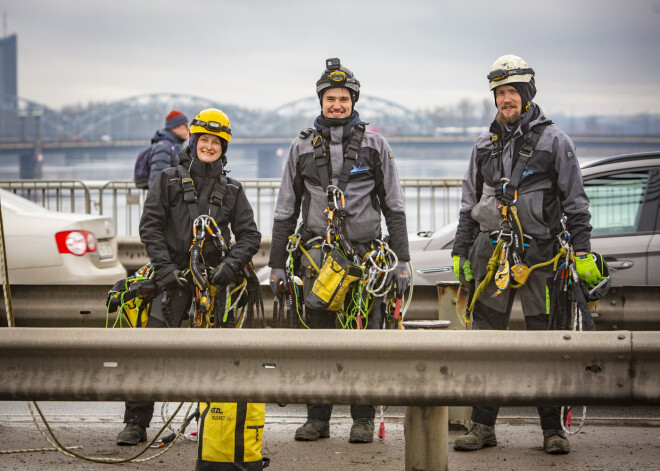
left=0, top=139, right=658, bottom=235
left=1, top=139, right=658, bottom=181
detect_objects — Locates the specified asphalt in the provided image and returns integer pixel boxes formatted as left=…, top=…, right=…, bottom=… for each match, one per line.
left=1, top=403, right=659, bottom=470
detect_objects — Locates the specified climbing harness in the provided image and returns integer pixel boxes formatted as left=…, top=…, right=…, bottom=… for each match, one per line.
left=463, top=123, right=552, bottom=323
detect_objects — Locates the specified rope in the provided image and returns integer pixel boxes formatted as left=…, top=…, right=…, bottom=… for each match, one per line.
left=25, top=400, right=194, bottom=464
left=0, top=195, right=14, bottom=327
left=464, top=240, right=504, bottom=322
left=160, top=402, right=199, bottom=442
left=0, top=446, right=83, bottom=455
left=465, top=243, right=567, bottom=322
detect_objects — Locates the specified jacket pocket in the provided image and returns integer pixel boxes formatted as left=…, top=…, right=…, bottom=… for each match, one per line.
left=514, top=190, right=550, bottom=239
left=471, top=184, right=502, bottom=232
left=304, top=182, right=330, bottom=236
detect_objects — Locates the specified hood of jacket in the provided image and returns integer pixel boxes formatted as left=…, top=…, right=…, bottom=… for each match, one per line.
left=151, top=128, right=186, bottom=146
left=177, top=146, right=226, bottom=179
left=489, top=102, right=551, bottom=142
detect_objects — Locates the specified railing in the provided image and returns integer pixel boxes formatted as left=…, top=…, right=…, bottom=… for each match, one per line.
left=2, top=328, right=656, bottom=471
left=0, top=178, right=463, bottom=236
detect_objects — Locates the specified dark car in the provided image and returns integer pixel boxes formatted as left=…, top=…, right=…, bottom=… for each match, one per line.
left=410, top=152, right=660, bottom=330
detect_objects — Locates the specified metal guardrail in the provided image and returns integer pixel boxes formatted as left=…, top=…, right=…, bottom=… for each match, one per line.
left=2, top=329, right=657, bottom=471
left=1, top=328, right=656, bottom=405
left=0, top=178, right=462, bottom=236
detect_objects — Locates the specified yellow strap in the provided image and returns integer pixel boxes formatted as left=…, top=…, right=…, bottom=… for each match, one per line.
left=465, top=240, right=504, bottom=322
left=298, top=243, right=320, bottom=274
left=509, top=206, right=524, bottom=242
left=228, top=277, right=247, bottom=297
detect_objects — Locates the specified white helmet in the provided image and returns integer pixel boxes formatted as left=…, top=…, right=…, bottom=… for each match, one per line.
left=487, top=54, right=535, bottom=91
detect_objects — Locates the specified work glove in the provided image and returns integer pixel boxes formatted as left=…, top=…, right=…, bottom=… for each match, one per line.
left=162, top=269, right=188, bottom=291
left=269, top=268, right=287, bottom=296
left=211, top=262, right=236, bottom=287
left=452, top=255, right=474, bottom=285
left=575, top=253, right=602, bottom=287
left=386, top=261, right=411, bottom=298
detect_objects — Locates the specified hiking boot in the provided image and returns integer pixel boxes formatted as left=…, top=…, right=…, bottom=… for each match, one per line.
left=116, top=423, right=147, bottom=446
left=349, top=418, right=374, bottom=443
left=543, top=429, right=570, bottom=454
left=453, top=422, right=497, bottom=451
left=294, top=419, right=330, bottom=441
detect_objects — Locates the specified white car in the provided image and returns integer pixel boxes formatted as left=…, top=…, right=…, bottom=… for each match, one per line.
left=1, top=189, right=126, bottom=285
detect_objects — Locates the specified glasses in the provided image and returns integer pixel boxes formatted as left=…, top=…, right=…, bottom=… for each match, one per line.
left=487, top=67, right=534, bottom=82
left=191, top=119, right=231, bottom=135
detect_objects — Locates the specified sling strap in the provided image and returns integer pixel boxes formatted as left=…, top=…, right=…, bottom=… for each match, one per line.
left=177, top=164, right=228, bottom=221
left=311, top=122, right=367, bottom=196
left=497, top=121, right=552, bottom=206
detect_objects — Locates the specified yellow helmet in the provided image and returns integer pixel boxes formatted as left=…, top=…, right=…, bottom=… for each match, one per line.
left=189, top=108, right=232, bottom=142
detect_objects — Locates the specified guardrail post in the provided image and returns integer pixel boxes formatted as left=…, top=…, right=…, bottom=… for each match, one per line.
left=404, top=405, right=448, bottom=471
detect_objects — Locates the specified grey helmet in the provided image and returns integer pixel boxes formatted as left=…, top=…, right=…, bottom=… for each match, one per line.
left=316, top=57, right=360, bottom=104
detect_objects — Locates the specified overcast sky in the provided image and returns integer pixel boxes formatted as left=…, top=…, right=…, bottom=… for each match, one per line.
left=3, top=0, right=660, bottom=117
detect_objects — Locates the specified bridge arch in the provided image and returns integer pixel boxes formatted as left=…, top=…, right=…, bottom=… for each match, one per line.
left=252, top=95, right=434, bottom=137
left=74, top=93, right=259, bottom=140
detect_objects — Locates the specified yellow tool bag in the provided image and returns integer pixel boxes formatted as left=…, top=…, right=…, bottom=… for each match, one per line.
left=105, top=265, right=158, bottom=328
left=196, top=402, right=269, bottom=470
left=306, top=247, right=362, bottom=311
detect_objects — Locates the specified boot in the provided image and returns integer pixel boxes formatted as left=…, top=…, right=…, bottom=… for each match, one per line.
left=543, top=429, right=570, bottom=454
left=294, top=419, right=330, bottom=441
left=349, top=418, right=374, bottom=443
left=453, top=422, right=497, bottom=451
left=116, top=423, right=147, bottom=446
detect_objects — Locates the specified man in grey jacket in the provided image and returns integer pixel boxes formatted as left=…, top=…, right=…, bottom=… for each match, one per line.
left=268, top=58, right=410, bottom=444
left=146, top=110, right=189, bottom=189
left=452, top=55, right=602, bottom=455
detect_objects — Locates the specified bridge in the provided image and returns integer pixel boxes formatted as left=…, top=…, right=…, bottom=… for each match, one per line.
left=0, top=92, right=435, bottom=141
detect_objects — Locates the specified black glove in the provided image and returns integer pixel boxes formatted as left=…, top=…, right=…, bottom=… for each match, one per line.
left=211, top=262, right=236, bottom=287
left=386, top=261, right=411, bottom=298
left=162, top=269, right=187, bottom=290
left=269, top=268, right=287, bottom=296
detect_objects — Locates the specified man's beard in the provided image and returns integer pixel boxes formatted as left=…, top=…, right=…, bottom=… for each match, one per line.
left=496, top=109, right=521, bottom=126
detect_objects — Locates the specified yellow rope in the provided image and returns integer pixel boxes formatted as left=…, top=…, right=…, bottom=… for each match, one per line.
left=465, top=243, right=568, bottom=319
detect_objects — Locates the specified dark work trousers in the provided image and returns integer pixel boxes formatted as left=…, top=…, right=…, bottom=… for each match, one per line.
left=302, top=247, right=382, bottom=422
left=123, top=287, right=192, bottom=428
left=469, top=300, right=562, bottom=430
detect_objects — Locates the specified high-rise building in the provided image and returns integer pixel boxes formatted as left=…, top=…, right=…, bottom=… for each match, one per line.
left=0, top=34, right=17, bottom=104
left=0, top=34, right=17, bottom=137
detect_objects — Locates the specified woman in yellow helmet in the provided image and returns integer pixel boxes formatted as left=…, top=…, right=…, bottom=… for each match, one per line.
left=117, top=108, right=261, bottom=449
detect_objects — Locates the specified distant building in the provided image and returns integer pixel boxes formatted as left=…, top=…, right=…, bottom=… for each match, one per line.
left=0, top=34, right=18, bottom=137
left=0, top=34, right=17, bottom=104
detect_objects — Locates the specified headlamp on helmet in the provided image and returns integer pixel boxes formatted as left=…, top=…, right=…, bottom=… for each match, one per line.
left=487, top=67, right=535, bottom=83
left=316, top=57, right=360, bottom=103
left=190, top=119, right=231, bottom=136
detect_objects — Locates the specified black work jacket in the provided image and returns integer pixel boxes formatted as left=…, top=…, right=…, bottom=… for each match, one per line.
left=140, top=147, right=261, bottom=281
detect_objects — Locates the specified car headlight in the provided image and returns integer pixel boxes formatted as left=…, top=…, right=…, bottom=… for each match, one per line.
left=55, top=231, right=98, bottom=256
